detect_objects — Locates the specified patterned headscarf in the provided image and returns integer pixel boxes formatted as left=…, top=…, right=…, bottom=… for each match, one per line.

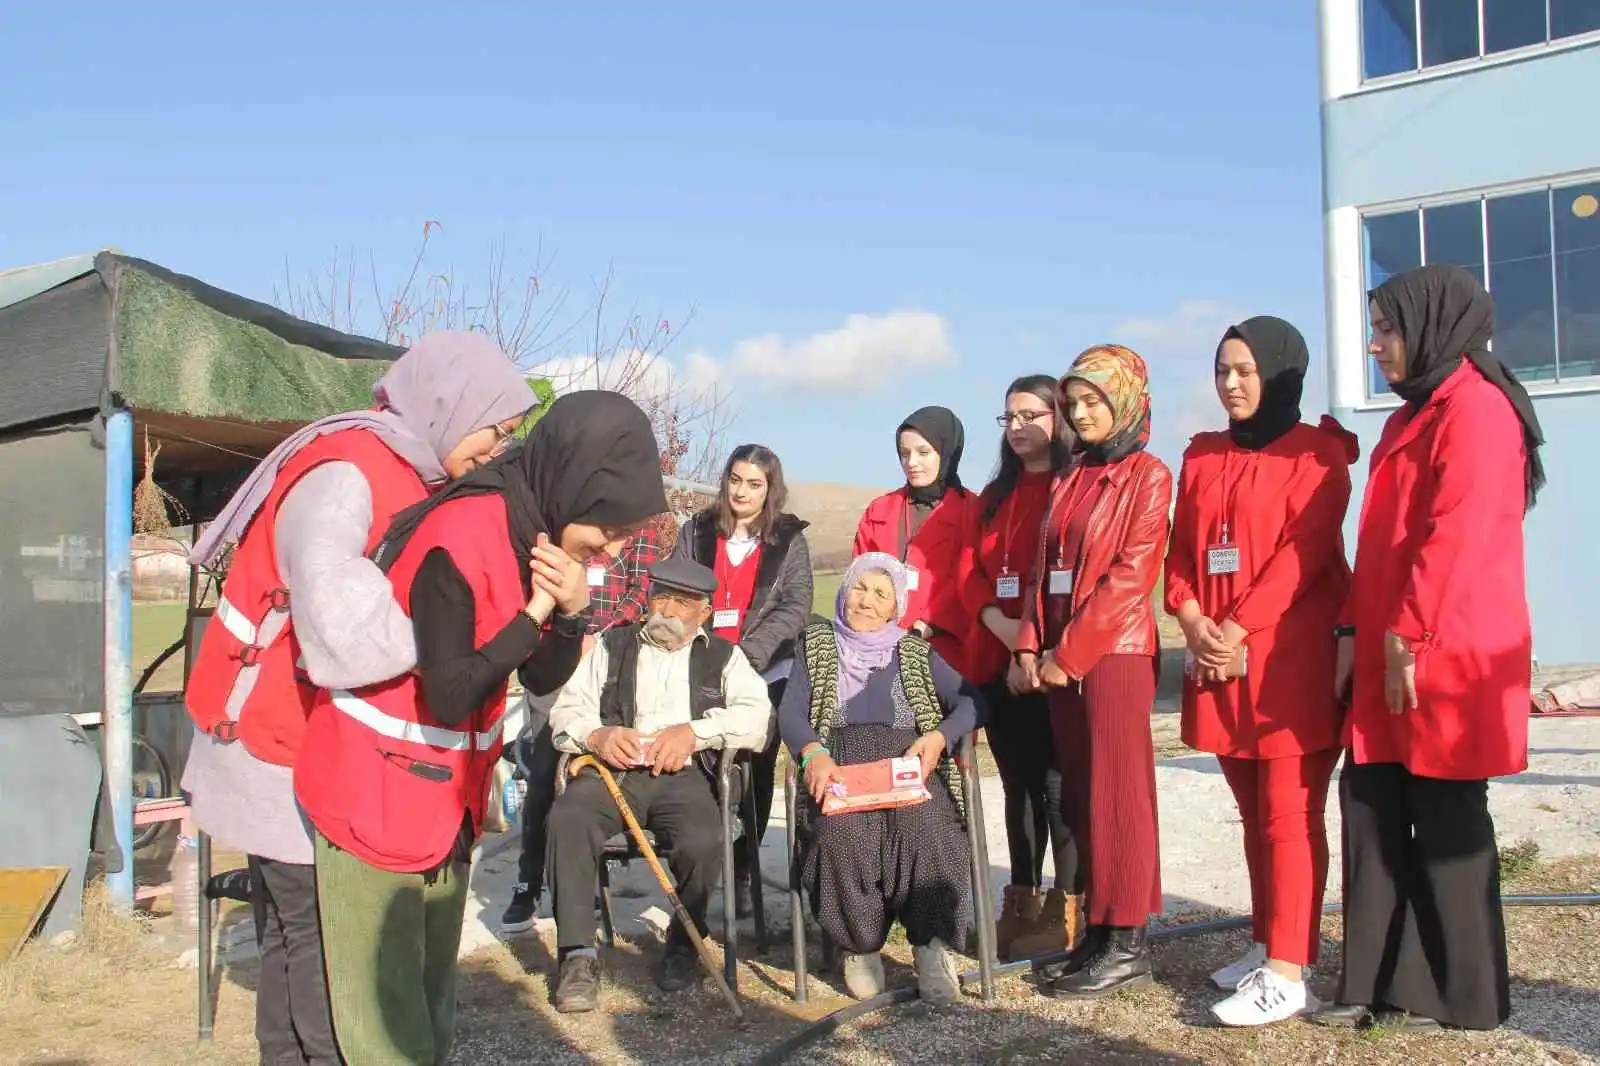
left=1058, top=344, right=1152, bottom=464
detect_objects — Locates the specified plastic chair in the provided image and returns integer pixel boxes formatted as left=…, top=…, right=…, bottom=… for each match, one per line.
left=783, top=731, right=997, bottom=1003
left=554, top=747, right=769, bottom=991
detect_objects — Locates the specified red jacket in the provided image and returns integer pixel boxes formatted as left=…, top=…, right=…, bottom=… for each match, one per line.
left=957, top=470, right=1054, bottom=684
left=184, top=429, right=427, bottom=766
left=1343, top=362, right=1533, bottom=780
left=854, top=486, right=979, bottom=673
left=294, top=494, right=523, bottom=873
left=1017, top=451, right=1173, bottom=679
left=1165, top=418, right=1356, bottom=758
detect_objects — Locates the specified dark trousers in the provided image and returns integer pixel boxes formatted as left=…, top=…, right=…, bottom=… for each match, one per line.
left=249, top=855, right=340, bottom=1066
left=1337, top=759, right=1511, bottom=1029
left=981, top=680, right=1079, bottom=891
left=735, top=678, right=786, bottom=882
left=1047, top=654, right=1162, bottom=927
left=513, top=722, right=561, bottom=895
left=547, top=767, right=723, bottom=951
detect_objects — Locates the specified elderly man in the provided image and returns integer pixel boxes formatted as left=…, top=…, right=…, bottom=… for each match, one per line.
left=545, top=555, right=772, bottom=1013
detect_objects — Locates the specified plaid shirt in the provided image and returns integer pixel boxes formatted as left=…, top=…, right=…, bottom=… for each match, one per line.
left=586, top=523, right=663, bottom=634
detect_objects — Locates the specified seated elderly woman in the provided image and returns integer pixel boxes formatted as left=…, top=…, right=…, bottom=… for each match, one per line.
left=780, top=552, right=981, bottom=1004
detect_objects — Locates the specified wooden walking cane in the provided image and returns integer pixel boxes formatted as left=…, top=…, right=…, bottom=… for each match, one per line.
left=567, top=755, right=747, bottom=1024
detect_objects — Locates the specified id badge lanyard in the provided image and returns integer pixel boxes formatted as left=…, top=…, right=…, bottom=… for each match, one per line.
left=1047, top=469, right=1097, bottom=602
left=1206, top=455, right=1243, bottom=579
left=994, top=491, right=1028, bottom=601
left=897, top=499, right=923, bottom=592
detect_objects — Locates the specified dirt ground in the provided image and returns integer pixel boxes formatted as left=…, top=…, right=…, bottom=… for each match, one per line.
left=2, top=855, right=1596, bottom=1066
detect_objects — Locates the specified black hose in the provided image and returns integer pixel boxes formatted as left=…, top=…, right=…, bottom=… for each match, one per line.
left=751, top=892, right=1600, bottom=1066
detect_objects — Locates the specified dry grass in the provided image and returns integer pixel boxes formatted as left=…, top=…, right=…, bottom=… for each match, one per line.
left=4, top=856, right=1598, bottom=1065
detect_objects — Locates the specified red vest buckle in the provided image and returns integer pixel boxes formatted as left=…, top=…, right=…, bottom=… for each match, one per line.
left=212, top=721, right=238, bottom=743
left=267, top=587, right=291, bottom=610
left=237, top=644, right=264, bottom=667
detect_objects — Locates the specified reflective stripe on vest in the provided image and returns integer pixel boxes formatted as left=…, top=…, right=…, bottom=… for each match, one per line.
left=328, top=690, right=506, bottom=752
left=214, top=594, right=259, bottom=646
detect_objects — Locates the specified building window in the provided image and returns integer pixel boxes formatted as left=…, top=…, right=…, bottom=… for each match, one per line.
left=1360, top=180, right=1600, bottom=396
left=1362, top=0, right=1600, bottom=80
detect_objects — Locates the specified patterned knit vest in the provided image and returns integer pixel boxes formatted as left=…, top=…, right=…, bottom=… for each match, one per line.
left=802, top=620, right=966, bottom=821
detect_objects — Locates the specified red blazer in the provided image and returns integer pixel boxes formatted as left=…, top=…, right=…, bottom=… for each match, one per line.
left=1344, top=362, right=1533, bottom=780
left=1165, top=418, right=1356, bottom=758
left=957, top=470, right=1053, bottom=684
left=854, top=486, right=978, bottom=673
left=1017, top=451, right=1172, bottom=679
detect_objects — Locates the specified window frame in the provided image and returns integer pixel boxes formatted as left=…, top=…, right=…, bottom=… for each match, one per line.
left=1355, top=0, right=1600, bottom=90
left=1355, top=168, right=1600, bottom=405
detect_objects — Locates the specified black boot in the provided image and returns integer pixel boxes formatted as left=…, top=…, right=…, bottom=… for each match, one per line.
left=732, top=854, right=754, bottom=919
left=1042, top=925, right=1152, bottom=999
left=1034, top=924, right=1106, bottom=986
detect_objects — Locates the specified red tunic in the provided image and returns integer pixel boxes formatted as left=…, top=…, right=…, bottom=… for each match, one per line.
left=957, top=470, right=1053, bottom=683
left=712, top=538, right=762, bottom=642
left=1164, top=418, right=1357, bottom=759
left=1342, top=362, right=1533, bottom=780
left=853, top=486, right=979, bottom=674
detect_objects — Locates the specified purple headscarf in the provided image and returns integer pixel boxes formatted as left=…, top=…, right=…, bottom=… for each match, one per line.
left=833, top=551, right=910, bottom=705
left=191, top=331, right=535, bottom=566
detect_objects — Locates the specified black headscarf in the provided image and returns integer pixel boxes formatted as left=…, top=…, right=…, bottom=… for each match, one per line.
left=1220, top=316, right=1309, bottom=451
left=897, top=406, right=966, bottom=506
left=375, top=390, right=670, bottom=589
left=1371, top=264, right=1546, bottom=510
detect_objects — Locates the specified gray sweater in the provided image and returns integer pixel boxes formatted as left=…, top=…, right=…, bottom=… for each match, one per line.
left=671, top=512, right=813, bottom=676
left=181, top=461, right=419, bottom=864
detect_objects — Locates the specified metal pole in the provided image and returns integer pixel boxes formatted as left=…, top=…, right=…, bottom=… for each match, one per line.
left=103, top=407, right=135, bottom=909
left=196, top=830, right=213, bottom=1043
left=786, top=764, right=807, bottom=1004
left=959, top=734, right=997, bottom=1001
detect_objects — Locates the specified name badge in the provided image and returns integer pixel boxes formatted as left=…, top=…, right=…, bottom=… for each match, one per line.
left=586, top=564, right=607, bottom=587
left=1206, top=545, right=1241, bottom=576
left=904, top=566, right=921, bottom=591
left=1048, top=569, right=1073, bottom=596
left=995, top=573, right=1021, bottom=600
left=712, top=608, right=741, bottom=630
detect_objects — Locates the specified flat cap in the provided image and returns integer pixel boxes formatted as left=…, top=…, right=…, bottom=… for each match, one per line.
left=647, top=555, right=717, bottom=600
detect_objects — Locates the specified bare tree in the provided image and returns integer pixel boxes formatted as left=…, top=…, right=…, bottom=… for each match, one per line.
left=276, top=223, right=734, bottom=482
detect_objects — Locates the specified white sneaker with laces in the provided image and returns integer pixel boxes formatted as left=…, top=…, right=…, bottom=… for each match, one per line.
left=842, top=951, right=886, bottom=1000
left=1209, top=941, right=1267, bottom=991
left=1210, top=966, right=1318, bottom=1028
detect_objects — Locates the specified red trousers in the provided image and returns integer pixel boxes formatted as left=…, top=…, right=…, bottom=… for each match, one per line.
left=1048, top=654, right=1162, bottom=926
left=1217, top=751, right=1339, bottom=967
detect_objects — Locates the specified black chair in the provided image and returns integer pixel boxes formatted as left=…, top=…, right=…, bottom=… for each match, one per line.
left=782, top=731, right=997, bottom=1003
left=554, top=747, right=769, bottom=991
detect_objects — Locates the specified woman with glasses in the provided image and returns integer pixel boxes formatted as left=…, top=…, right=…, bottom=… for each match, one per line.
left=958, top=376, right=1080, bottom=961
left=853, top=406, right=979, bottom=676
left=183, top=332, right=535, bottom=1066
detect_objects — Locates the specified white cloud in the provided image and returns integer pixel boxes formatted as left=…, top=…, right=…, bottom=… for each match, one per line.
left=1112, top=299, right=1245, bottom=362
left=729, top=310, right=957, bottom=391
left=531, top=348, right=727, bottom=407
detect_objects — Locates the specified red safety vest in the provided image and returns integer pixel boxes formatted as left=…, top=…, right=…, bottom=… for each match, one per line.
left=294, top=493, right=524, bottom=874
left=184, top=429, right=428, bottom=766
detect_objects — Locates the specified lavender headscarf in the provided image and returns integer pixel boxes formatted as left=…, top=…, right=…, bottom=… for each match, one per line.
left=191, top=331, right=535, bottom=566
left=833, top=551, right=910, bottom=705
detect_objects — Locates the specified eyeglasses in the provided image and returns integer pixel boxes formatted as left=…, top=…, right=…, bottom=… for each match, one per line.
left=995, top=410, right=1053, bottom=428
left=488, top=423, right=517, bottom=458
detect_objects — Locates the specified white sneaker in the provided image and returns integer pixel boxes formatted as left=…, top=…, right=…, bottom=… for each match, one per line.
left=913, top=938, right=961, bottom=1005
left=1209, top=941, right=1267, bottom=991
left=1210, top=966, right=1318, bottom=1027
left=842, top=951, right=886, bottom=1000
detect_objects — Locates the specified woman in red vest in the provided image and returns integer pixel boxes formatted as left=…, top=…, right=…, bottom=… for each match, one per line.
left=958, top=374, right=1079, bottom=962
left=1164, top=316, right=1357, bottom=1027
left=182, top=331, right=533, bottom=1066
left=293, top=391, right=668, bottom=1065
left=1312, top=266, right=1546, bottom=1033
left=671, top=443, right=812, bottom=915
left=1015, top=344, right=1172, bottom=1000
left=853, top=406, right=978, bottom=673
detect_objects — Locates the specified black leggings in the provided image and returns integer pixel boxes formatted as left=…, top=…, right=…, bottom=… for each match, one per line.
left=981, top=680, right=1080, bottom=891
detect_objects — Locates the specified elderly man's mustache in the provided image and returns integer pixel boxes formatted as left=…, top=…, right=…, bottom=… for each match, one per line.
left=642, top=612, right=691, bottom=647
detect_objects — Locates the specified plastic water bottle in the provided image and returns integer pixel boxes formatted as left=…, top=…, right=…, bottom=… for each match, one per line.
left=172, top=834, right=199, bottom=932
left=501, top=776, right=523, bottom=824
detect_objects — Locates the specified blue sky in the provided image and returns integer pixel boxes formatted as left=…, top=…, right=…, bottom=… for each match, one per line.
left=3, top=1, right=1328, bottom=486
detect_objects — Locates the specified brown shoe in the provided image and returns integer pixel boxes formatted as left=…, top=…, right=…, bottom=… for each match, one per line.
left=995, top=885, right=1042, bottom=961
left=1009, top=889, right=1080, bottom=962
